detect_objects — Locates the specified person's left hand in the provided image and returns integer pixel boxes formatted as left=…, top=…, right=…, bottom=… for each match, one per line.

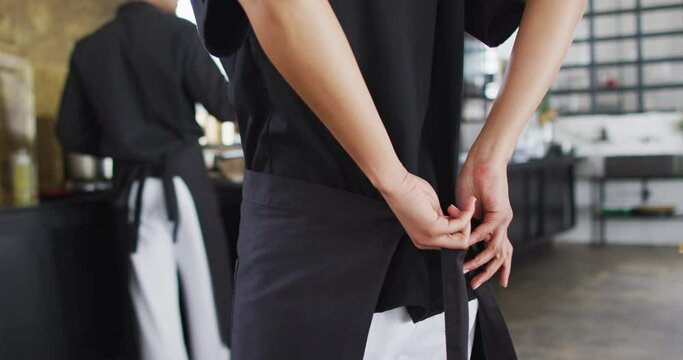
left=453, top=161, right=514, bottom=289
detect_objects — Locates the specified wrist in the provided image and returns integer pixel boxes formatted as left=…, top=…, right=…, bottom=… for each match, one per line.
left=368, top=160, right=409, bottom=196
left=465, top=141, right=511, bottom=170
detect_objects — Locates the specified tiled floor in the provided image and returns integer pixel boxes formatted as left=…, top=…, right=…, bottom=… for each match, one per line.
left=494, top=244, right=683, bottom=360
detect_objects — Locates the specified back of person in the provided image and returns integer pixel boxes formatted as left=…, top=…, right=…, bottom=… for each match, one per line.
left=61, top=1, right=221, bottom=163
left=57, top=2, right=234, bottom=359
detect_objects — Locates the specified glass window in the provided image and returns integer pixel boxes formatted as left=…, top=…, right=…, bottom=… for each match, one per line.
left=642, top=8, right=683, bottom=33
left=594, top=14, right=637, bottom=38
left=595, top=65, right=638, bottom=88
left=553, top=68, right=591, bottom=91
left=642, top=35, right=683, bottom=59
left=552, top=94, right=592, bottom=114
left=574, top=19, right=591, bottom=41
left=596, top=91, right=639, bottom=113
left=644, top=88, right=683, bottom=110
left=563, top=43, right=591, bottom=66
left=595, top=39, right=638, bottom=63
left=593, top=0, right=636, bottom=12
left=642, top=0, right=681, bottom=7
left=644, top=62, right=683, bottom=86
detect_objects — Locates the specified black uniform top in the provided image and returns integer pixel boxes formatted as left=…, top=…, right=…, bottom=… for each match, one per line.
left=57, top=1, right=231, bottom=162
left=56, top=2, right=236, bottom=346
left=192, top=0, right=524, bottom=322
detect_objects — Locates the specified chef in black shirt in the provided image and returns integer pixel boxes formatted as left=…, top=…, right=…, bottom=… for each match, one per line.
left=56, top=1, right=233, bottom=359
left=192, top=0, right=585, bottom=359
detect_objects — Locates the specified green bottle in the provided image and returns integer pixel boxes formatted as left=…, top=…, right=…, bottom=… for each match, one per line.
left=12, top=148, right=36, bottom=206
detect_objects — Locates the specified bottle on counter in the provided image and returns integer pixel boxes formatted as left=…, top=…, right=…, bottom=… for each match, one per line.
left=11, top=148, right=37, bottom=206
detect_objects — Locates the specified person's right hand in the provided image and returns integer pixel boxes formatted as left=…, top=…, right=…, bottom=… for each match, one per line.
left=379, top=172, right=476, bottom=250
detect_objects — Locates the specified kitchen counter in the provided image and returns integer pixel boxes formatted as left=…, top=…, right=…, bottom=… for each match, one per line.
left=0, top=181, right=243, bottom=360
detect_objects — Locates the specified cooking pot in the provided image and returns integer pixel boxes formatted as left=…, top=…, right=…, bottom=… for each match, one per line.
left=65, top=153, right=113, bottom=181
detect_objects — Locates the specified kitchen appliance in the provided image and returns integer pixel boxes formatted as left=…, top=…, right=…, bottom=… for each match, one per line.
left=64, top=152, right=113, bottom=192
left=203, top=145, right=244, bottom=183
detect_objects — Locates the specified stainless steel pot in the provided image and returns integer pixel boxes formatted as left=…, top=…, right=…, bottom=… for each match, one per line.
left=65, top=153, right=113, bottom=181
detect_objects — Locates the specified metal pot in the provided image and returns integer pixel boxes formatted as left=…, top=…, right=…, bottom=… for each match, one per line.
left=65, top=153, right=112, bottom=181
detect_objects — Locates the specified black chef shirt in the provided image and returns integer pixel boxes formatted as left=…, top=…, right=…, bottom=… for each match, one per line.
left=57, top=1, right=231, bottom=162
left=192, top=0, right=525, bottom=322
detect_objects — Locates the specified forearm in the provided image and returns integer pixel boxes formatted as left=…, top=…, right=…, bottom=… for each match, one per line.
left=238, top=0, right=406, bottom=191
left=469, top=0, right=586, bottom=166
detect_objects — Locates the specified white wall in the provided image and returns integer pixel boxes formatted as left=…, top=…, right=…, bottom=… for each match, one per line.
left=553, top=112, right=683, bottom=246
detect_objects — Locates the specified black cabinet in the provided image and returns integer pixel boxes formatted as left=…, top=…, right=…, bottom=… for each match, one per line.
left=0, top=183, right=243, bottom=360
left=0, top=195, right=132, bottom=360
left=507, top=158, right=576, bottom=254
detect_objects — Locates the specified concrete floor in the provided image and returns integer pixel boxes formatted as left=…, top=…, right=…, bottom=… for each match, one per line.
left=493, top=244, right=683, bottom=360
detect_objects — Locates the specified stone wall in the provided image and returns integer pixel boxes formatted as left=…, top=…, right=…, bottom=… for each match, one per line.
left=0, top=0, right=128, bottom=190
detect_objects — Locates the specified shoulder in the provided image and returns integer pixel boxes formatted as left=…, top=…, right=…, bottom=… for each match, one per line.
left=71, top=20, right=118, bottom=60
left=162, top=13, right=199, bottom=36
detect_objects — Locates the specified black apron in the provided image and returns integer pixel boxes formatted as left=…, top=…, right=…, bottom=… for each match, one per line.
left=232, top=170, right=515, bottom=360
left=112, top=143, right=234, bottom=349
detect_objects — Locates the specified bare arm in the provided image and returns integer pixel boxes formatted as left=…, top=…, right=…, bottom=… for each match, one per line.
left=469, top=0, right=586, bottom=167
left=238, top=0, right=475, bottom=249
left=458, top=0, right=587, bottom=288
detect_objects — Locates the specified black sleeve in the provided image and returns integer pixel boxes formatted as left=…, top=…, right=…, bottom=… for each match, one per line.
left=190, top=0, right=249, bottom=57
left=465, top=0, right=526, bottom=48
left=56, top=53, right=102, bottom=156
left=180, top=26, right=235, bottom=123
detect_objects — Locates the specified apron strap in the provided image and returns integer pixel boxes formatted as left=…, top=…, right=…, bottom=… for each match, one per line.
left=130, top=167, right=148, bottom=253
left=161, top=169, right=180, bottom=241
left=123, top=163, right=180, bottom=253
left=442, top=248, right=470, bottom=360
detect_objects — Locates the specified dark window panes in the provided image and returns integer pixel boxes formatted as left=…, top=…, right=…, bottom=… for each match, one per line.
left=594, top=14, right=637, bottom=37
left=644, top=62, right=683, bottom=86
left=595, top=39, right=638, bottom=63
left=644, top=89, right=683, bottom=110
left=642, top=35, right=683, bottom=59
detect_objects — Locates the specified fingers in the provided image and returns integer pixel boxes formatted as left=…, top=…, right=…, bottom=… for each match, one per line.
left=463, top=245, right=494, bottom=274
left=463, top=226, right=507, bottom=270
left=424, top=231, right=469, bottom=250
left=445, top=197, right=475, bottom=232
left=414, top=199, right=474, bottom=251
left=466, top=238, right=514, bottom=290
left=470, top=208, right=512, bottom=245
left=470, top=251, right=505, bottom=290
left=445, top=209, right=472, bottom=234
left=499, top=241, right=513, bottom=287
left=411, top=217, right=469, bottom=250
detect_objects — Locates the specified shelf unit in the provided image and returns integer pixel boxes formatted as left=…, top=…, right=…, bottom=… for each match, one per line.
left=551, top=0, right=683, bottom=115
left=591, top=175, right=683, bottom=245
